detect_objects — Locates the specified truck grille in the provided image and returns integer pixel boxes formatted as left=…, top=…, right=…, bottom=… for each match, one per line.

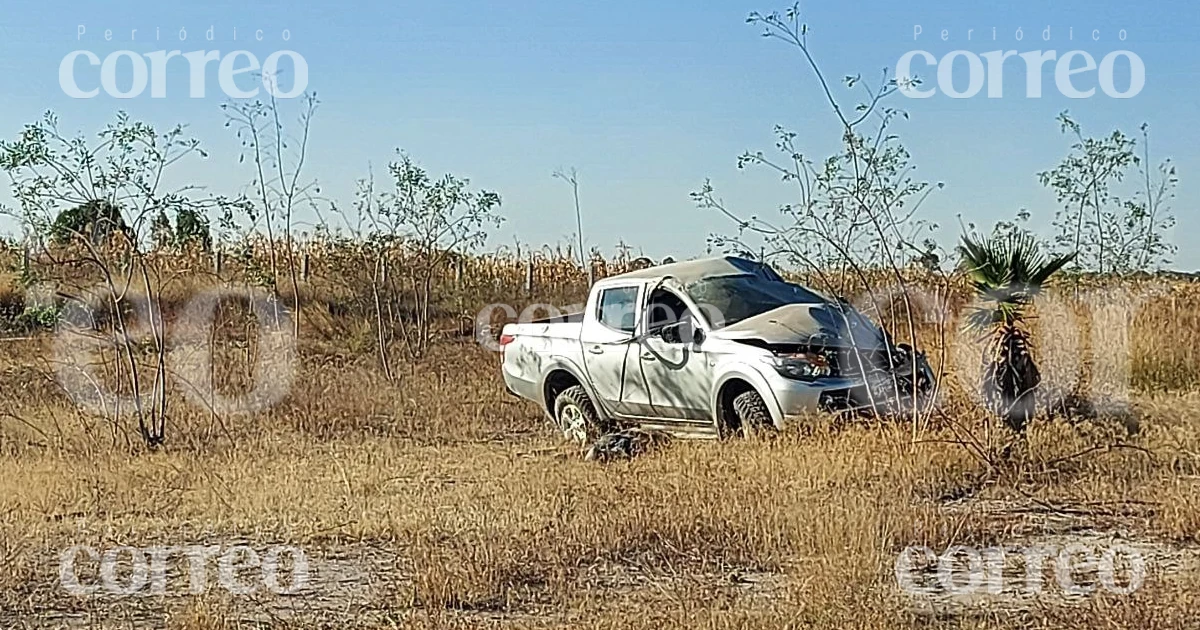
left=827, top=347, right=897, bottom=377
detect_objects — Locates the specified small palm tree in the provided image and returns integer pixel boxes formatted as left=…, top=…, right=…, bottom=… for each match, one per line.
left=957, top=232, right=1075, bottom=431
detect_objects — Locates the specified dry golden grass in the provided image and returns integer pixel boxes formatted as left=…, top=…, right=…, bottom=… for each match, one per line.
left=1, top=246, right=1200, bottom=628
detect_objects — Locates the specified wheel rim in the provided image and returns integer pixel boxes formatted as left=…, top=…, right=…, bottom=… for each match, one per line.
left=558, top=403, right=588, bottom=444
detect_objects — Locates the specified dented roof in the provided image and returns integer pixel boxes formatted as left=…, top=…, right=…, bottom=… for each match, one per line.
left=609, top=256, right=779, bottom=285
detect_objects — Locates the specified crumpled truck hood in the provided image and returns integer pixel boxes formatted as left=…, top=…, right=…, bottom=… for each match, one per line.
left=708, top=303, right=888, bottom=349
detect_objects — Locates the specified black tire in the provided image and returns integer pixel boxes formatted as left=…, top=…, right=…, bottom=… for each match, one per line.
left=732, top=390, right=775, bottom=438
left=553, top=385, right=609, bottom=445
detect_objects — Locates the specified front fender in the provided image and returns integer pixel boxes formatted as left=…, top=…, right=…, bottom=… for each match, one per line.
left=711, top=363, right=785, bottom=430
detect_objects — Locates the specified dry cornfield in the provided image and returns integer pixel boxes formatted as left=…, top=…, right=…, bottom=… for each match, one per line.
left=1, top=242, right=1200, bottom=629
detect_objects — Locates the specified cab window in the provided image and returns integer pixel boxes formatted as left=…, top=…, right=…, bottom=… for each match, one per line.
left=646, top=288, right=693, bottom=329
left=647, top=287, right=697, bottom=340
left=597, top=286, right=639, bottom=333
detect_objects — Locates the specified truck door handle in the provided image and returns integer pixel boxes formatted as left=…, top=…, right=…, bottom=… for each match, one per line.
left=640, top=352, right=657, bottom=361
left=588, top=345, right=604, bottom=355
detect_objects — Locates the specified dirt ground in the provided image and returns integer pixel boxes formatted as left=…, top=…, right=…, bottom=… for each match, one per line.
left=2, top=335, right=1200, bottom=629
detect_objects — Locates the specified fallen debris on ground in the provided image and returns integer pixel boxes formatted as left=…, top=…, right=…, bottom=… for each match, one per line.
left=585, top=428, right=671, bottom=462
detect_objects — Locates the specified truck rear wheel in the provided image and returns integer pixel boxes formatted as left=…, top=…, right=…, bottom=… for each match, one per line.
left=553, top=386, right=608, bottom=445
left=732, top=390, right=775, bottom=438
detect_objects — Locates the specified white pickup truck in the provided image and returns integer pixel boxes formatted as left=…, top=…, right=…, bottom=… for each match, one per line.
left=500, top=256, right=932, bottom=442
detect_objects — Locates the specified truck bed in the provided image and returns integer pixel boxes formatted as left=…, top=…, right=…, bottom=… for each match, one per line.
left=530, top=311, right=584, bottom=324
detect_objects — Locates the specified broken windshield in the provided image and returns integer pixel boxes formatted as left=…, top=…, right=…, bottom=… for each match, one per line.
left=685, top=274, right=826, bottom=329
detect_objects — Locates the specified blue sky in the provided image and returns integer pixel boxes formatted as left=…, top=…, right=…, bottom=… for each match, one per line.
left=0, top=0, right=1196, bottom=267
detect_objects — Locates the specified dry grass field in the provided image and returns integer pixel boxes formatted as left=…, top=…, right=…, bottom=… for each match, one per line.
left=1, top=246, right=1200, bottom=629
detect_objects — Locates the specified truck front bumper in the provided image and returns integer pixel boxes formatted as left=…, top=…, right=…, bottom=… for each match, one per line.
left=768, top=375, right=868, bottom=417
left=769, top=370, right=931, bottom=422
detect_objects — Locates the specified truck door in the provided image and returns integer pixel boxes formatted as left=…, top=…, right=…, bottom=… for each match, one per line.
left=579, top=283, right=642, bottom=417
left=634, top=287, right=713, bottom=422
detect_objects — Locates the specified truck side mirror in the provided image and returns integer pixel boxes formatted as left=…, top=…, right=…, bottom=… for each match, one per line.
left=659, top=323, right=683, bottom=344
left=658, top=321, right=702, bottom=345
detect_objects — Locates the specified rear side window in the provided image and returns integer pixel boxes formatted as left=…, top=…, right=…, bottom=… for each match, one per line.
left=597, top=286, right=639, bottom=333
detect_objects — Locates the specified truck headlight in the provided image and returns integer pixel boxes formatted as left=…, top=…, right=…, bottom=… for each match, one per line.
left=764, top=352, right=832, bottom=381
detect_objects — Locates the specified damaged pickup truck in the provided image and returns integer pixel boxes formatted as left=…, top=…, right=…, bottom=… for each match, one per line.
left=500, top=256, right=934, bottom=442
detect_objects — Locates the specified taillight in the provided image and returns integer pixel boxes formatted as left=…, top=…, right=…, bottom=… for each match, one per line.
left=499, top=334, right=515, bottom=346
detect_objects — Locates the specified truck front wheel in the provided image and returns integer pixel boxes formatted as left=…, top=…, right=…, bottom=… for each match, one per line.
left=732, top=390, right=776, bottom=438
left=553, top=386, right=608, bottom=445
